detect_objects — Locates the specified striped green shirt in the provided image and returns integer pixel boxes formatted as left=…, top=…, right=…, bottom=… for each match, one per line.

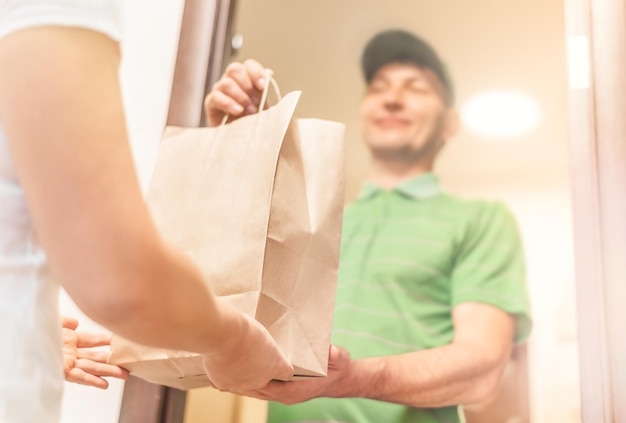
left=268, top=173, right=532, bottom=423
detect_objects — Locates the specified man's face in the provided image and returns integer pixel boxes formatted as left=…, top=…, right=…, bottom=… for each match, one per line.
left=360, top=63, right=454, bottom=162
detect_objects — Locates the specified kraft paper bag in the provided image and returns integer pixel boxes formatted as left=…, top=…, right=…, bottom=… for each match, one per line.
left=109, top=80, right=345, bottom=390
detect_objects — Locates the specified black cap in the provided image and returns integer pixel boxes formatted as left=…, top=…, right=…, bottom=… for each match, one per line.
left=361, top=29, right=454, bottom=105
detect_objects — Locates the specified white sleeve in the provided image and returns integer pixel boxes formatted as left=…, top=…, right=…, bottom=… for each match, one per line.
left=0, top=0, right=123, bottom=41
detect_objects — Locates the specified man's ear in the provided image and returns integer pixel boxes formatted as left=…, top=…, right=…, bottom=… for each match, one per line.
left=442, top=108, right=460, bottom=140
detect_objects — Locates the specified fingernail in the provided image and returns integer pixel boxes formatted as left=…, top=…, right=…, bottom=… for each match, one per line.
left=257, top=77, right=266, bottom=89
left=245, top=105, right=258, bottom=114
left=231, top=104, right=244, bottom=114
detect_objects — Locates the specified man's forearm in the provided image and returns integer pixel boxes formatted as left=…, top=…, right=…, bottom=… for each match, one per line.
left=331, top=342, right=510, bottom=408
left=248, top=303, right=516, bottom=407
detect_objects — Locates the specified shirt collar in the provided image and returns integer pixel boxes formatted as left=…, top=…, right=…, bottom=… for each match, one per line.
left=358, top=173, right=442, bottom=201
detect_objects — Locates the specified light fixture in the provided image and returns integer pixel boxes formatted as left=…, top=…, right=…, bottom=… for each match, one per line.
left=460, top=91, right=542, bottom=139
left=231, top=34, right=244, bottom=51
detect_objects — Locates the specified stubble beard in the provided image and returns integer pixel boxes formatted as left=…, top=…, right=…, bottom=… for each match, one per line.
left=366, top=112, right=448, bottom=165
left=368, top=135, right=444, bottom=165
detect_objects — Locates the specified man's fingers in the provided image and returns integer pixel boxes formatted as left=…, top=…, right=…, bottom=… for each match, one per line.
left=206, top=91, right=244, bottom=122
left=204, top=91, right=232, bottom=127
left=236, top=389, right=271, bottom=400
left=328, top=345, right=350, bottom=369
left=242, top=59, right=271, bottom=91
left=203, top=60, right=273, bottom=126
left=214, top=78, right=258, bottom=113
left=239, top=381, right=302, bottom=404
left=224, top=62, right=258, bottom=103
left=75, top=359, right=130, bottom=380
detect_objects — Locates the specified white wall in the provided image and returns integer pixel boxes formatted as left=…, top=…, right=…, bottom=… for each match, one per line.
left=59, top=1, right=185, bottom=422
left=511, top=188, right=580, bottom=423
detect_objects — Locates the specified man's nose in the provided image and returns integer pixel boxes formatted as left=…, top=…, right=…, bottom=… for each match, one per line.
left=382, top=88, right=404, bottom=110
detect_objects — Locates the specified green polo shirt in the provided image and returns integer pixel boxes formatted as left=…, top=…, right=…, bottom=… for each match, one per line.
left=268, top=173, right=532, bottom=423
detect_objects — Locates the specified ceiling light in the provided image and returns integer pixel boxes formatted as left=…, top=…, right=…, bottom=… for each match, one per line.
left=460, top=91, right=542, bottom=139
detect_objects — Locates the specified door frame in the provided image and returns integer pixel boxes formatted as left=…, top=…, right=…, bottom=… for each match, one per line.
left=117, top=1, right=237, bottom=421
left=565, top=0, right=626, bottom=421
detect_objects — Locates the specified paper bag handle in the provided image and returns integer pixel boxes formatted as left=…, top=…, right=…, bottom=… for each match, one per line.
left=220, top=76, right=283, bottom=126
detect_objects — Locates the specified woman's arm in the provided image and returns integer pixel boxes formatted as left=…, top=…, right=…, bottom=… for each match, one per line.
left=0, top=27, right=292, bottom=389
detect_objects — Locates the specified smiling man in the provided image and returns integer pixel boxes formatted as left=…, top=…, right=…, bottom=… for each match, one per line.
left=205, top=29, right=532, bottom=423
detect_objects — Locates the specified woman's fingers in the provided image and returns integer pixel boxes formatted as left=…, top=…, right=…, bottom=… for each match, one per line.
left=75, top=331, right=112, bottom=348
left=75, top=358, right=130, bottom=380
left=61, top=316, right=79, bottom=330
left=76, top=348, right=108, bottom=363
left=65, top=367, right=110, bottom=390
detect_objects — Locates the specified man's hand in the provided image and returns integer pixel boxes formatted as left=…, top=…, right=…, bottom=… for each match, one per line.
left=62, top=316, right=129, bottom=389
left=203, top=59, right=271, bottom=126
left=239, top=345, right=351, bottom=404
left=239, top=303, right=514, bottom=409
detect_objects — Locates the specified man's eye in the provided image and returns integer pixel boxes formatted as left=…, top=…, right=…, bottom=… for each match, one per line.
left=408, top=85, right=427, bottom=92
left=408, top=83, right=432, bottom=94
left=368, top=83, right=386, bottom=93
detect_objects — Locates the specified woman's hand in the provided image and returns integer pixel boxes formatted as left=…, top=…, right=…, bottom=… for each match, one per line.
left=62, top=316, right=129, bottom=389
left=202, top=309, right=293, bottom=393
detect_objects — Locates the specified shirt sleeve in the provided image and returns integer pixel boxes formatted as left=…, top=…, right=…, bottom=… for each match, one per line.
left=450, top=201, right=532, bottom=343
left=0, top=0, right=123, bottom=41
